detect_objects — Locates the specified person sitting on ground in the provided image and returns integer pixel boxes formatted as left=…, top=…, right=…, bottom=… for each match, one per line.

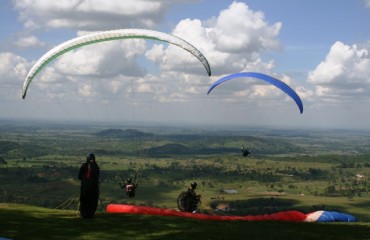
left=177, top=182, right=201, bottom=213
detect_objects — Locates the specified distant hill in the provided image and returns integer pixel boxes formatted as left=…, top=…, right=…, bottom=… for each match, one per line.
left=143, top=143, right=237, bottom=157
left=94, top=129, right=304, bottom=156
left=144, top=143, right=190, bottom=156
left=95, top=129, right=154, bottom=138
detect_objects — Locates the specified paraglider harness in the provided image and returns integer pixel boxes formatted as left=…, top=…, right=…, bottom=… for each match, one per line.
left=177, top=183, right=201, bottom=213
left=119, top=172, right=138, bottom=198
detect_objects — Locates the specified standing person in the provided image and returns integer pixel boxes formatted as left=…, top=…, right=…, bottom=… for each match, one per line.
left=78, top=153, right=100, bottom=218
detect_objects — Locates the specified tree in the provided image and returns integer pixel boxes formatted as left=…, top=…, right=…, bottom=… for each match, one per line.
left=0, top=156, right=7, bottom=165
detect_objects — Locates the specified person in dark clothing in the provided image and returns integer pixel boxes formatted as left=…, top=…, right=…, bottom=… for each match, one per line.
left=177, top=182, right=201, bottom=213
left=187, top=182, right=201, bottom=212
left=78, top=153, right=100, bottom=218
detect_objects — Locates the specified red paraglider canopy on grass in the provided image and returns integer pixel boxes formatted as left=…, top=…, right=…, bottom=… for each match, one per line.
left=106, top=204, right=307, bottom=222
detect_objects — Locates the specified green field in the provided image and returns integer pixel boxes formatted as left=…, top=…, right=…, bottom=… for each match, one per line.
left=0, top=120, right=370, bottom=239
left=1, top=203, right=369, bottom=240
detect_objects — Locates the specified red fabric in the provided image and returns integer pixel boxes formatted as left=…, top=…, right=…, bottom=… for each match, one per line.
left=87, top=164, right=91, bottom=179
left=106, top=204, right=306, bottom=222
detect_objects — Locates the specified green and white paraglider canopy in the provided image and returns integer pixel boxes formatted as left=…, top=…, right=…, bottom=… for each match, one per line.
left=22, top=28, right=212, bottom=99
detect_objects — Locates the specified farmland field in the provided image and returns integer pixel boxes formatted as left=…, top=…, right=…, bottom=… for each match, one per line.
left=0, top=119, right=370, bottom=239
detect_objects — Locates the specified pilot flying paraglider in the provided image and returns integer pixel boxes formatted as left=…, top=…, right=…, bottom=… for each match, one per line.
left=207, top=72, right=303, bottom=114
left=22, top=29, right=212, bottom=99
left=241, top=146, right=251, bottom=157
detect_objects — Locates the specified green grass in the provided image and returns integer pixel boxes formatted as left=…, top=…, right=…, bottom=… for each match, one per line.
left=1, top=203, right=370, bottom=240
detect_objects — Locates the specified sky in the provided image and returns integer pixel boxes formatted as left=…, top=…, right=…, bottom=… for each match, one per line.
left=1, top=0, right=370, bottom=130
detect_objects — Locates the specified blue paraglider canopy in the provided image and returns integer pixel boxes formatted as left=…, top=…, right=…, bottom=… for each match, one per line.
left=207, top=72, right=303, bottom=114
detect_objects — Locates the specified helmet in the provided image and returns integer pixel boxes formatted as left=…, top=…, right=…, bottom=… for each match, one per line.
left=190, top=182, right=197, bottom=189
left=86, top=153, right=95, bottom=161
left=127, top=178, right=132, bottom=183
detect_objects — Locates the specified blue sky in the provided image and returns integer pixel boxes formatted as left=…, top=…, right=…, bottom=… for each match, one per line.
left=1, top=0, right=370, bottom=129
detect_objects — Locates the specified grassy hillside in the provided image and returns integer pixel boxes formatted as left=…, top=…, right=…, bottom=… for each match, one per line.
left=0, top=203, right=369, bottom=240
left=1, top=121, right=370, bottom=239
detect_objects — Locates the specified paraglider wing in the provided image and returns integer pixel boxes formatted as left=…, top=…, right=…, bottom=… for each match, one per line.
left=107, top=204, right=306, bottom=222
left=207, top=72, right=303, bottom=114
left=305, top=211, right=357, bottom=222
left=22, top=29, right=211, bottom=99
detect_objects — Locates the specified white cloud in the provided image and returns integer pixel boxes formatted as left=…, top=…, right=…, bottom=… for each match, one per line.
left=0, top=52, right=28, bottom=82
left=15, top=35, right=45, bottom=48
left=0, top=52, right=29, bottom=99
left=14, top=0, right=283, bottom=78
left=26, top=0, right=286, bottom=104
left=155, top=1, right=306, bottom=108
left=295, top=86, right=314, bottom=101
left=164, top=1, right=281, bottom=77
left=13, top=0, right=200, bottom=31
left=365, top=0, right=370, bottom=8
left=10, top=1, right=310, bottom=124
left=54, top=39, right=147, bottom=76
left=165, top=19, right=217, bottom=74
left=308, top=41, right=370, bottom=100
left=211, top=1, right=281, bottom=53
left=78, top=84, right=95, bottom=97
left=145, top=44, right=165, bottom=63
